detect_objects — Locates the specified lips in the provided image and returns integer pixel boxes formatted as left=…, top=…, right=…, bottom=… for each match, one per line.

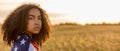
left=34, top=27, right=41, bottom=31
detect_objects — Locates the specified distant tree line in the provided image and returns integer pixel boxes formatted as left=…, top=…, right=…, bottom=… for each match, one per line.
left=58, top=22, right=79, bottom=25
left=85, top=22, right=120, bottom=26
left=57, top=22, right=120, bottom=26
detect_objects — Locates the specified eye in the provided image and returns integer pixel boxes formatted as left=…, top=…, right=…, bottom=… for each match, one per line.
left=38, top=16, right=42, bottom=20
left=28, top=16, right=34, bottom=20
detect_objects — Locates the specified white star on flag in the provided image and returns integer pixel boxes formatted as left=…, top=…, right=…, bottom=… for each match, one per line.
left=14, top=46, right=18, bottom=51
left=20, top=39, right=26, bottom=45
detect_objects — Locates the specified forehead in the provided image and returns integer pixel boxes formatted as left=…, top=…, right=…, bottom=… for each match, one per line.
left=28, top=8, right=41, bottom=15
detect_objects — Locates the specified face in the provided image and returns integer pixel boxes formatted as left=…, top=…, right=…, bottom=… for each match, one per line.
left=26, top=8, right=42, bottom=34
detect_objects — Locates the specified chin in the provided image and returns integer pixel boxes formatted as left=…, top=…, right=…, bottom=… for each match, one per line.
left=33, top=31, right=39, bottom=34
left=33, top=32, right=39, bottom=34
left=30, top=30, right=40, bottom=34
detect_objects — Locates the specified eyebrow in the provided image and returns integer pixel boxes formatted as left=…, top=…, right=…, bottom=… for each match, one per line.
left=28, top=14, right=41, bottom=17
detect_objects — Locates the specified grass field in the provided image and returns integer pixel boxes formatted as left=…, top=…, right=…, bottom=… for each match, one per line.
left=0, top=24, right=120, bottom=51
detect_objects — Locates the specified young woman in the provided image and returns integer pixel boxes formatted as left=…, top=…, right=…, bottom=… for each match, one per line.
left=1, top=3, right=51, bottom=51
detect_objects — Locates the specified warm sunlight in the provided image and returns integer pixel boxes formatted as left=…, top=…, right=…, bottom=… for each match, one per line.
left=0, top=0, right=120, bottom=25
left=1, top=0, right=120, bottom=51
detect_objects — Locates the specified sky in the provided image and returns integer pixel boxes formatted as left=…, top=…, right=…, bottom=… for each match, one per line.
left=0, top=0, right=120, bottom=25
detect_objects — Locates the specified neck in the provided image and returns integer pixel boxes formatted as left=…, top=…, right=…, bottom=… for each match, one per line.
left=24, top=31, right=33, bottom=37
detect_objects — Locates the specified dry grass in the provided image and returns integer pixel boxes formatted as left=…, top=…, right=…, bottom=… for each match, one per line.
left=0, top=24, right=120, bottom=51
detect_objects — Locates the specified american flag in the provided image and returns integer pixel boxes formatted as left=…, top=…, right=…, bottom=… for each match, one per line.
left=11, top=33, right=40, bottom=51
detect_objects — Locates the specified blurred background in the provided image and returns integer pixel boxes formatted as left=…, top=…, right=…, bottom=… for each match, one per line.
left=0, top=0, right=120, bottom=51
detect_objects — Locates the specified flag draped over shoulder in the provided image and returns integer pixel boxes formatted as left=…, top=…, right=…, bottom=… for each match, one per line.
left=11, top=33, right=40, bottom=51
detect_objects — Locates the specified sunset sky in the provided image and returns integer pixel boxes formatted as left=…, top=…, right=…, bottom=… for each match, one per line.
left=0, top=0, right=120, bottom=25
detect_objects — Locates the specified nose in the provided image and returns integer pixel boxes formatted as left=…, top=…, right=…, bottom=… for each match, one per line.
left=35, top=19, right=40, bottom=25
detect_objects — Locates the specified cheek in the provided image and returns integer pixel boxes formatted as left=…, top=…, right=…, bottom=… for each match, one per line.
left=27, top=21, right=34, bottom=30
left=39, top=21, right=42, bottom=27
left=26, top=20, right=42, bottom=34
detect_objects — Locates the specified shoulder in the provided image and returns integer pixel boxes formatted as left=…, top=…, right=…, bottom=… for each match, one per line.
left=11, top=34, right=31, bottom=51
